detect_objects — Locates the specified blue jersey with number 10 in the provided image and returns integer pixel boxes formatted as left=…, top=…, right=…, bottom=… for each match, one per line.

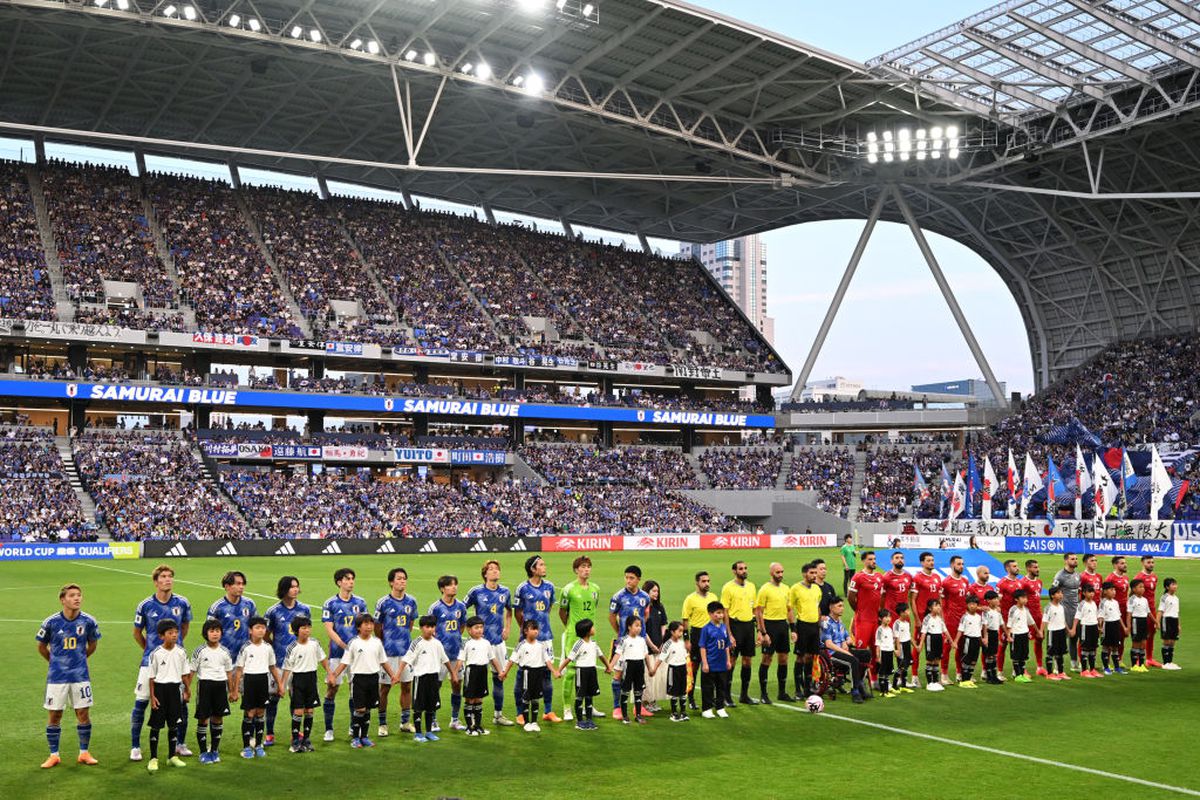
left=513, top=580, right=556, bottom=642
left=465, top=583, right=510, bottom=645
left=37, top=612, right=101, bottom=683
left=427, top=599, right=467, bottom=660
left=376, top=593, right=419, bottom=657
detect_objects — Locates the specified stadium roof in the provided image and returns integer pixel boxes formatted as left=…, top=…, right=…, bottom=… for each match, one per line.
left=1, top=0, right=1199, bottom=390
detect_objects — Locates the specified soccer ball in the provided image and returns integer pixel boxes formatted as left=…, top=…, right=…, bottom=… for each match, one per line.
left=805, top=694, right=824, bottom=714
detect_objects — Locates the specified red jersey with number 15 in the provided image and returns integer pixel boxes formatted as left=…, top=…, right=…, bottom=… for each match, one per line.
left=1021, top=576, right=1044, bottom=617
left=911, top=571, right=942, bottom=618
left=882, top=570, right=914, bottom=614
left=941, top=575, right=969, bottom=621
left=1106, top=572, right=1130, bottom=612
left=850, top=571, right=885, bottom=619
left=997, top=575, right=1023, bottom=616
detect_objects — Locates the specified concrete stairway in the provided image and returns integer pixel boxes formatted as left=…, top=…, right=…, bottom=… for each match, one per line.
left=55, top=437, right=105, bottom=536
left=686, top=452, right=713, bottom=488
left=335, top=217, right=404, bottom=326
left=847, top=448, right=869, bottom=522
left=196, top=446, right=256, bottom=531
left=511, top=452, right=549, bottom=486
left=24, top=164, right=75, bottom=321
left=235, top=192, right=314, bottom=338
left=776, top=450, right=794, bottom=490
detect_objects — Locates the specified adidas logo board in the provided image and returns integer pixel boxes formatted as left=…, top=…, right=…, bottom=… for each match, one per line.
left=274, top=542, right=296, bottom=556
left=165, top=543, right=188, bottom=558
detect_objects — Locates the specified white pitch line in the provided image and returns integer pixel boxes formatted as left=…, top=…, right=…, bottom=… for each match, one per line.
left=774, top=702, right=1200, bottom=797
left=69, top=561, right=276, bottom=601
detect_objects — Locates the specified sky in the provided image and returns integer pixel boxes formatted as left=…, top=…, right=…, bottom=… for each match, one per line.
left=693, top=0, right=1036, bottom=396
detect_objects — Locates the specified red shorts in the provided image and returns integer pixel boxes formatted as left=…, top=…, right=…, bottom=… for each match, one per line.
left=853, top=619, right=879, bottom=651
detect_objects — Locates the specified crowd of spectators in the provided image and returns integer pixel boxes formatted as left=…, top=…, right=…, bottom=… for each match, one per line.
left=788, top=447, right=855, bottom=518
left=0, top=426, right=88, bottom=541
left=0, top=162, right=57, bottom=321
left=150, top=173, right=303, bottom=338
left=41, top=162, right=176, bottom=309
left=222, top=469, right=389, bottom=539
left=699, top=446, right=782, bottom=489
left=20, top=358, right=130, bottom=382
left=246, top=186, right=393, bottom=332
left=73, top=429, right=250, bottom=540
left=73, top=305, right=186, bottom=331
left=520, top=443, right=701, bottom=489
left=856, top=447, right=951, bottom=522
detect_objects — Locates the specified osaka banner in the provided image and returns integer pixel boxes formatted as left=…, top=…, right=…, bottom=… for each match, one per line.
left=897, top=518, right=1174, bottom=541
left=1, top=541, right=141, bottom=561
left=141, top=537, right=541, bottom=559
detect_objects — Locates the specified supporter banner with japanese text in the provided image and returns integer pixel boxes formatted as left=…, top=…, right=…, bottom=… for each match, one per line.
left=897, top=518, right=1173, bottom=541
left=394, top=448, right=450, bottom=464
left=1174, top=522, right=1200, bottom=541
left=320, top=445, right=369, bottom=461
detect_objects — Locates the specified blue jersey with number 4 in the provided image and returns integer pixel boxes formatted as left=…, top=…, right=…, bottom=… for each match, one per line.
left=464, top=584, right=510, bottom=645
left=38, top=612, right=101, bottom=683
left=427, top=599, right=467, bottom=659
left=134, top=594, right=192, bottom=667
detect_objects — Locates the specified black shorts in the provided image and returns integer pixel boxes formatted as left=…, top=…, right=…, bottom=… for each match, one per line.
left=290, top=671, right=320, bottom=710
left=984, top=633, right=1000, bottom=656
left=194, top=679, right=230, bottom=719
left=620, top=659, right=646, bottom=692
left=240, top=673, right=270, bottom=711
left=762, top=620, right=790, bottom=656
left=411, top=673, right=442, bottom=713
left=794, top=621, right=821, bottom=656
left=878, top=650, right=895, bottom=674
left=688, top=628, right=704, bottom=664
left=1161, top=618, right=1180, bottom=639
left=729, top=620, right=756, bottom=658
left=463, top=664, right=489, bottom=698
left=350, top=673, right=380, bottom=710
left=521, top=666, right=547, bottom=701
left=960, top=636, right=981, bottom=665
left=1131, top=617, right=1149, bottom=642
left=574, top=665, right=599, bottom=698
left=923, top=633, right=943, bottom=661
left=665, top=663, right=688, bottom=698
left=1080, top=624, right=1099, bottom=651
left=1010, top=632, right=1030, bottom=663
left=1103, top=620, right=1124, bottom=647
left=149, top=682, right=183, bottom=729
left=898, top=640, right=914, bottom=665
left=1048, top=628, right=1068, bottom=656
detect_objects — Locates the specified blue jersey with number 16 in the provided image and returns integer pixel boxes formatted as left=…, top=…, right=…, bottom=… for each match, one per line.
left=513, top=580, right=556, bottom=643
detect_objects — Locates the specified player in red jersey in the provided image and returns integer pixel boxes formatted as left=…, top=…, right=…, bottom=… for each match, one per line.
left=909, top=552, right=942, bottom=687
left=1020, top=559, right=1046, bottom=675
left=882, top=552, right=914, bottom=616
left=940, top=555, right=969, bottom=681
left=1079, top=553, right=1104, bottom=601
left=1107, top=556, right=1131, bottom=666
left=848, top=552, right=885, bottom=675
left=966, top=566, right=992, bottom=606
left=1134, top=556, right=1161, bottom=667
left=995, top=559, right=1023, bottom=676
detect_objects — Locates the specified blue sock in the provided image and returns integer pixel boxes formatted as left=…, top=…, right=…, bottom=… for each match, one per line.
left=451, top=693, right=461, bottom=721
left=611, top=679, right=622, bottom=710
left=492, top=675, right=505, bottom=713
left=77, top=723, right=91, bottom=752
left=543, top=674, right=553, bottom=709
left=400, top=708, right=410, bottom=724
left=378, top=708, right=388, bottom=727
left=47, top=725, right=61, bottom=755
left=131, top=699, right=148, bottom=748
left=323, top=698, right=336, bottom=731
left=513, top=668, right=525, bottom=716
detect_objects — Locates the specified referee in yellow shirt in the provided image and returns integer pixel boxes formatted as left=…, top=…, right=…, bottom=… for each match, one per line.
left=789, top=562, right=823, bottom=699
left=754, top=562, right=796, bottom=704
left=720, top=561, right=758, bottom=705
left=681, top=571, right=717, bottom=711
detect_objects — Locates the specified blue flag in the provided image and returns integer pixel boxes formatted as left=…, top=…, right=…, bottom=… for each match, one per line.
left=913, top=464, right=930, bottom=503
left=1046, top=454, right=1069, bottom=506
left=966, top=453, right=981, bottom=519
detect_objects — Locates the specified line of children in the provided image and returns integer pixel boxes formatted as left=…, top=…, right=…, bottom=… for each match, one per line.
left=500, top=620, right=558, bottom=732
left=557, top=619, right=612, bottom=729
left=231, top=617, right=283, bottom=759
left=1100, top=581, right=1128, bottom=675
left=146, top=619, right=192, bottom=773
left=952, top=595, right=984, bottom=688
left=280, top=616, right=328, bottom=752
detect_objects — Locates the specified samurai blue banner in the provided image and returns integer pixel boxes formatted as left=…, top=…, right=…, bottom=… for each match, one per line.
left=0, top=380, right=776, bottom=428
left=1005, top=537, right=1174, bottom=557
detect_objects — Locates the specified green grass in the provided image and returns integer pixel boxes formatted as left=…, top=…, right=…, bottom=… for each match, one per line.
left=1, top=549, right=1197, bottom=800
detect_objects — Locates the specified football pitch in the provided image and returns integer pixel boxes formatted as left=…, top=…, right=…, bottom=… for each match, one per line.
left=2, top=549, right=1197, bottom=800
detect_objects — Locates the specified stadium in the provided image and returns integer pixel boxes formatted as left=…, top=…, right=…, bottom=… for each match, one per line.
left=1, top=0, right=1198, bottom=797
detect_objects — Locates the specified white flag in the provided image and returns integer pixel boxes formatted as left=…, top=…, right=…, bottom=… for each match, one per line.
left=1150, top=444, right=1171, bottom=522
left=983, top=456, right=999, bottom=521
left=1075, top=444, right=1092, bottom=520
left=1093, top=454, right=1117, bottom=521
left=1021, top=453, right=1043, bottom=520
left=949, top=471, right=967, bottom=521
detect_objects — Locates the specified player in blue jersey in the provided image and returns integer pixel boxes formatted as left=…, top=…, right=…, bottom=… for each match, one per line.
left=428, top=575, right=468, bottom=731
left=512, top=555, right=560, bottom=723
left=607, top=565, right=654, bottom=719
left=321, top=567, right=367, bottom=741
left=464, top=559, right=514, bottom=727
left=207, top=571, right=256, bottom=659
left=375, top=567, right=418, bottom=737
left=131, top=563, right=193, bottom=761
left=263, top=575, right=309, bottom=746
left=37, top=583, right=101, bottom=769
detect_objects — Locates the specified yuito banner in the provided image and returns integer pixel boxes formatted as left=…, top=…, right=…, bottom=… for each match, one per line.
left=1, top=541, right=141, bottom=560
left=394, top=448, right=450, bottom=464
left=898, top=518, right=1174, bottom=541
left=141, top=537, right=541, bottom=559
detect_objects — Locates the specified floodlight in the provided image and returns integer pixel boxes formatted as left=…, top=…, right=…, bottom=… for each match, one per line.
left=461, top=62, right=474, bottom=73
left=367, top=40, right=380, bottom=54
left=583, top=3, right=595, bottom=16
left=948, top=148, right=960, bottom=159
left=247, top=18, right=261, bottom=32
left=475, top=61, right=492, bottom=79
left=882, top=130, right=893, bottom=142
left=867, top=153, right=879, bottom=164
left=423, top=51, right=436, bottom=66
left=883, top=152, right=894, bottom=163
left=525, top=72, right=545, bottom=94
left=916, top=149, right=926, bottom=161
left=556, top=0, right=567, bottom=9
left=228, top=13, right=241, bottom=27
left=310, top=29, right=322, bottom=43
left=94, top=0, right=109, bottom=7
left=163, top=5, right=177, bottom=17
left=866, top=131, right=877, bottom=143
left=116, top=0, right=129, bottom=8
left=512, top=75, right=525, bottom=86
left=520, top=0, right=547, bottom=10
left=290, top=25, right=303, bottom=38
left=405, top=49, right=418, bottom=61
left=183, top=5, right=196, bottom=20
left=350, top=38, right=363, bottom=50
left=916, top=128, right=926, bottom=139
left=931, top=149, right=942, bottom=159
left=946, top=125, right=959, bottom=139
